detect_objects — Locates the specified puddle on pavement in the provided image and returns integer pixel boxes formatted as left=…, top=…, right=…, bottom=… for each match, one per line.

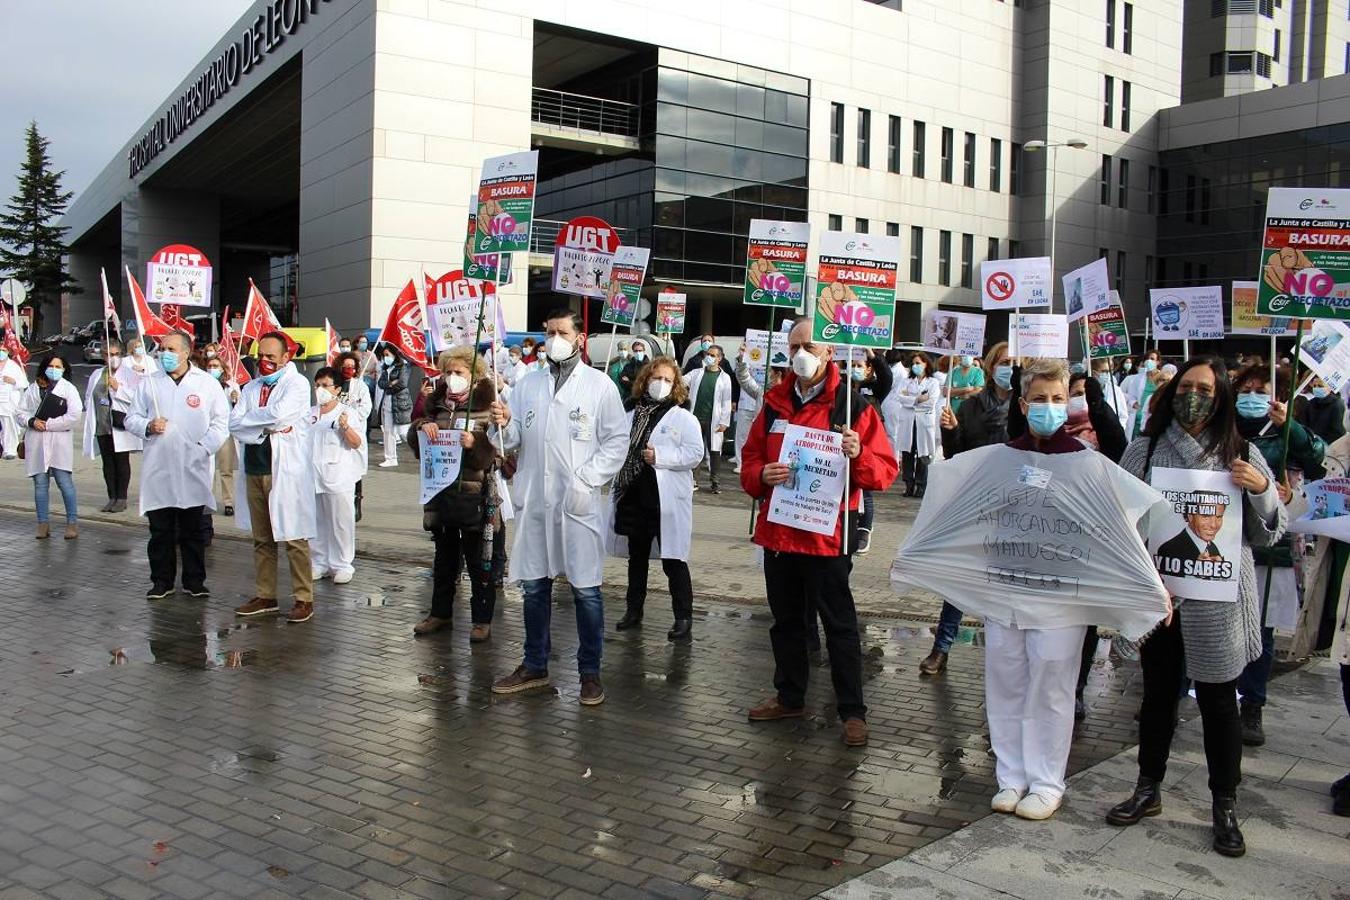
left=354, top=592, right=390, bottom=608
left=99, top=548, right=130, bottom=556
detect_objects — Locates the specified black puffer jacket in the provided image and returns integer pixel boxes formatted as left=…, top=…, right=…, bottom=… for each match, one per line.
left=377, top=358, right=414, bottom=425
left=941, top=382, right=1010, bottom=458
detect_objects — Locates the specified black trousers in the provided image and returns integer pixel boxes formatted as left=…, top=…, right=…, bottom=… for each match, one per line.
left=1137, top=615, right=1241, bottom=797
left=623, top=525, right=693, bottom=620
left=698, top=419, right=721, bottom=489
left=1077, top=625, right=1100, bottom=694
left=432, top=526, right=493, bottom=624
left=902, top=428, right=930, bottom=491
left=147, top=506, right=207, bottom=591
left=764, top=550, right=865, bottom=721
left=96, top=434, right=131, bottom=500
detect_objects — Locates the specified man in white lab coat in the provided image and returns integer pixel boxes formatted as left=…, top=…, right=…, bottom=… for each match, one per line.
left=1090, top=358, right=1132, bottom=432
left=308, top=366, right=367, bottom=584
left=0, top=345, right=30, bottom=459
left=488, top=309, right=628, bottom=705
left=124, top=332, right=230, bottom=599
left=230, top=332, right=318, bottom=623
left=682, top=344, right=733, bottom=493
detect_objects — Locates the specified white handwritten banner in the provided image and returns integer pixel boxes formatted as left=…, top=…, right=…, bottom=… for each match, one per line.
left=766, top=424, right=846, bottom=536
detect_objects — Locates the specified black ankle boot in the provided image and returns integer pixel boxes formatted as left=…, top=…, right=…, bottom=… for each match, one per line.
left=616, top=608, right=643, bottom=631
left=1211, top=795, right=1245, bottom=857
left=667, top=619, right=692, bottom=643
left=1239, top=702, right=1265, bottom=746
left=1106, top=777, right=1162, bottom=826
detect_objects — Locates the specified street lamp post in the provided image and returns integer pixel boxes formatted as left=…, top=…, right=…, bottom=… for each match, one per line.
left=1023, top=139, right=1088, bottom=315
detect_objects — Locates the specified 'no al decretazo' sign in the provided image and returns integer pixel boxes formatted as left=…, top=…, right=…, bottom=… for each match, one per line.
left=147, top=244, right=212, bottom=308
left=1257, top=187, right=1350, bottom=320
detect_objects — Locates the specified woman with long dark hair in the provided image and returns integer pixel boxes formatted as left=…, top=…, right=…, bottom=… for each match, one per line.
left=1106, top=356, right=1285, bottom=858
left=20, top=351, right=83, bottom=539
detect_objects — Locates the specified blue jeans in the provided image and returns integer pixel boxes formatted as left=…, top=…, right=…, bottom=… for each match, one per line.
left=859, top=491, right=875, bottom=531
left=1237, top=626, right=1276, bottom=707
left=522, top=577, right=604, bottom=676
left=931, top=601, right=963, bottom=654
left=33, top=469, right=77, bottom=524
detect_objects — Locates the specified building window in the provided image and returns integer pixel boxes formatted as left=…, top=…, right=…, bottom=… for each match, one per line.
left=830, top=103, right=844, bottom=163
left=1009, top=239, right=1021, bottom=258
left=855, top=217, right=869, bottom=234
left=887, top=115, right=901, bottom=173
left=912, top=121, right=926, bottom=177
left=910, top=226, right=924, bottom=282
left=1345, top=42, right=1349, bottom=74
left=1274, top=29, right=1281, bottom=63
left=1256, top=52, right=1272, bottom=77
left=1185, top=174, right=1196, bottom=222
left=1210, top=52, right=1224, bottom=77
left=1229, top=52, right=1254, bottom=73
left=960, top=233, right=974, bottom=288
left=988, top=236, right=1000, bottom=260
left=886, top=221, right=899, bottom=237
left=1118, top=158, right=1130, bottom=208
left=940, top=127, right=954, bottom=183
left=1115, top=251, right=1126, bottom=290
left=1259, top=0, right=1273, bottom=16
left=1201, top=178, right=1212, bottom=224
left=828, top=213, right=842, bottom=231
left=1123, top=2, right=1133, bottom=54
left=1159, top=168, right=1170, bottom=215
left=1100, top=154, right=1112, bottom=205
left=1121, top=81, right=1132, bottom=131
left=963, top=132, right=977, bottom=187
left=1106, top=0, right=1116, bottom=48
left=1010, top=142, right=1023, bottom=195
left=1183, top=261, right=1193, bottom=284
left=1147, top=165, right=1157, bottom=213
left=1103, top=75, right=1114, bottom=127
left=939, top=230, right=952, bottom=286
left=1099, top=247, right=1109, bottom=260
left=989, top=137, right=1002, bottom=192
left=857, top=108, right=871, bottom=168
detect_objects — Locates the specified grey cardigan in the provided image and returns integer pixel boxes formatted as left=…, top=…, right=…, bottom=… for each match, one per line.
left=1119, top=422, right=1286, bottom=683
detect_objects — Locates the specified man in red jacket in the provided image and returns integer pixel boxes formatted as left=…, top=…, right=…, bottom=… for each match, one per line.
left=740, top=318, right=898, bottom=746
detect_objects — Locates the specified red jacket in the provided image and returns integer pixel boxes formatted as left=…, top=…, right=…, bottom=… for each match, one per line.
left=741, top=363, right=898, bottom=555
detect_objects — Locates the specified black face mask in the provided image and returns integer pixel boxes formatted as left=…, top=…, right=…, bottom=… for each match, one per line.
left=1172, top=391, right=1215, bottom=429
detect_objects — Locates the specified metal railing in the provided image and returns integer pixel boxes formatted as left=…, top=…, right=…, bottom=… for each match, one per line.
left=530, top=87, right=639, bottom=138
left=529, top=219, right=635, bottom=256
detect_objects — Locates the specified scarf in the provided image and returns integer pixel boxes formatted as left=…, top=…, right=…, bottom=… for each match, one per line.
left=613, top=397, right=672, bottom=500
left=1064, top=409, right=1098, bottom=448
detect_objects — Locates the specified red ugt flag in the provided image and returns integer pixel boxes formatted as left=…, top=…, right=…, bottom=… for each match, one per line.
left=239, top=278, right=282, bottom=346
left=99, top=268, right=121, bottom=338
left=325, top=318, right=341, bottom=366
left=377, top=279, right=436, bottom=375
left=0, top=305, right=29, bottom=366
left=159, top=303, right=195, bottom=337
left=219, top=322, right=251, bottom=385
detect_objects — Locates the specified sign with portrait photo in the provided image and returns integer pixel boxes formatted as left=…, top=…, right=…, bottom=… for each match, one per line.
left=1148, top=467, right=1242, bottom=603
left=923, top=309, right=986, bottom=357
left=1063, top=257, right=1111, bottom=324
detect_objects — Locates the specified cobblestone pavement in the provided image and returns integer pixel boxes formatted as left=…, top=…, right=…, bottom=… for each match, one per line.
left=0, top=512, right=1148, bottom=899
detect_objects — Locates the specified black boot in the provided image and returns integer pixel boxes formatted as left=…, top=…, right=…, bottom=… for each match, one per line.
left=1239, top=702, right=1265, bottom=747
left=1211, top=795, right=1245, bottom=857
left=1106, top=777, right=1162, bottom=826
left=354, top=480, right=363, bottom=523
left=1074, top=688, right=1087, bottom=722
left=903, top=482, right=915, bottom=497
left=667, top=619, right=692, bottom=643
left=616, top=606, right=643, bottom=630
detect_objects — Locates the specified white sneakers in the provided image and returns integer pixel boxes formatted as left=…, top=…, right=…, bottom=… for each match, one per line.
left=378, top=459, right=398, bottom=468
left=333, top=570, right=354, bottom=584
left=1013, top=792, right=1061, bottom=820
left=311, top=568, right=329, bottom=581
left=991, top=789, right=1023, bottom=813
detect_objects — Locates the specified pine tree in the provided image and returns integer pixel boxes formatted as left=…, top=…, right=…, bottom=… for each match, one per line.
left=0, top=122, right=77, bottom=337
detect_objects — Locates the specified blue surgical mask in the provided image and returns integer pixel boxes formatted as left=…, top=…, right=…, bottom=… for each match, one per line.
left=44, top=367, right=63, bottom=383
left=1096, top=373, right=1113, bottom=391
left=1069, top=362, right=1086, bottom=375
left=633, top=350, right=647, bottom=362
left=0, top=350, right=8, bottom=362
left=159, top=351, right=180, bottom=372
left=851, top=366, right=866, bottom=382
left=1142, top=359, right=1157, bottom=372
left=1236, top=392, right=1271, bottom=418
left=960, top=355, right=973, bottom=367
left=260, top=369, right=283, bottom=386
left=208, top=368, right=224, bottom=381
left=1312, top=386, right=1330, bottom=399
left=911, top=363, right=925, bottom=376
left=700, top=340, right=711, bottom=351
left=357, top=340, right=368, bottom=350
left=383, top=356, right=395, bottom=366
left=1026, top=401, right=1068, bottom=436
left=993, top=365, right=1013, bottom=390
left=1122, top=360, right=1133, bottom=372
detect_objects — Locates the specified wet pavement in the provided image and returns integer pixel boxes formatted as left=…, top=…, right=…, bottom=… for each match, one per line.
left=0, top=512, right=1151, bottom=898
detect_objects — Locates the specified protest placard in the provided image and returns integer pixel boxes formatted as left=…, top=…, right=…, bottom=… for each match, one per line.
left=146, top=243, right=212, bottom=308
left=655, top=293, right=686, bottom=334
left=551, top=215, right=620, bottom=299
left=600, top=247, right=651, bottom=327
left=812, top=231, right=901, bottom=349
left=744, top=220, right=810, bottom=307
left=891, top=444, right=1169, bottom=639
left=981, top=257, right=1052, bottom=311
left=1063, top=258, right=1111, bottom=324
left=766, top=424, right=846, bottom=536
left=426, top=270, right=498, bottom=352
left=1150, top=286, right=1225, bottom=340
left=1230, top=280, right=1308, bottom=335
left=1148, top=468, right=1242, bottom=603
left=1012, top=313, right=1069, bottom=358
left=419, top=430, right=463, bottom=505
left=1288, top=476, right=1350, bottom=541
left=923, top=310, right=986, bottom=357
left=473, top=150, right=539, bottom=254
left=1087, top=297, right=1131, bottom=358
left=1297, top=318, right=1350, bottom=392
left=1256, top=187, right=1350, bottom=320
left=463, top=198, right=511, bottom=283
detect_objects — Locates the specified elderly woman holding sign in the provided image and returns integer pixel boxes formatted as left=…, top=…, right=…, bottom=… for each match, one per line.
left=1108, top=357, right=1285, bottom=859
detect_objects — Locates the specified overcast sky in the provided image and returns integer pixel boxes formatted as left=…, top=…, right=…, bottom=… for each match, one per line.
left=0, top=0, right=253, bottom=206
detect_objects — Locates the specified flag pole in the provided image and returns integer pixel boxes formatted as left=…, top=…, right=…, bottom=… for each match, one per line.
left=843, top=342, right=852, bottom=555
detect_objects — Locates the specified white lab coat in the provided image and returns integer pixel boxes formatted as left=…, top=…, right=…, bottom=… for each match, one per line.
left=124, top=367, right=230, bottom=514
left=308, top=402, right=367, bottom=491
left=1121, top=371, right=1147, bottom=407
left=342, top=376, right=373, bottom=423
left=229, top=363, right=316, bottom=541
left=892, top=374, right=941, bottom=457
left=1097, top=378, right=1131, bottom=432
left=498, top=362, right=628, bottom=588
left=0, top=357, right=29, bottom=415
left=607, top=406, right=704, bottom=562
left=19, top=379, right=83, bottom=476
left=82, top=363, right=145, bottom=458
left=682, top=366, right=733, bottom=451
left=505, top=360, right=529, bottom=386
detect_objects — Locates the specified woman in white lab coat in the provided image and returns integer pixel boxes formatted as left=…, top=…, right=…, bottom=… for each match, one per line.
left=894, top=351, right=941, bottom=497
left=307, top=366, right=367, bottom=585
left=0, top=345, right=29, bottom=459
left=20, top=352, right=83, bottom=539
left=82, top=339, right=145, bottom=513
left=611, top=358, right=706, bottom=642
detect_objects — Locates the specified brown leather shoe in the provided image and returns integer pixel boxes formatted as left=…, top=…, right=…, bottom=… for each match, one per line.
left=919, top=650, right=948, bottom=675
left=63, top=523, right=78, bottom=540
left=35, top=523, right=49, bottom=540
left=286, top=602, right=314, bottom=624
left=579, top=674, right=605, bottom=706
left=492, top=665, right=550, bottom=695
left=469, top=623, right=491, bottom=643
left=841, top=718, right=868, bottom=747
left=413, top=615, right=451, bottom=636
left=235, top=597, right=279, bottom=617
left=748, top=697, right=805, bottom=721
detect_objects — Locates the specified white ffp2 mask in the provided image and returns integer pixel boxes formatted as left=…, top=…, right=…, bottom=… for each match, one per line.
left=791, top=348, right=820, bottom=380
